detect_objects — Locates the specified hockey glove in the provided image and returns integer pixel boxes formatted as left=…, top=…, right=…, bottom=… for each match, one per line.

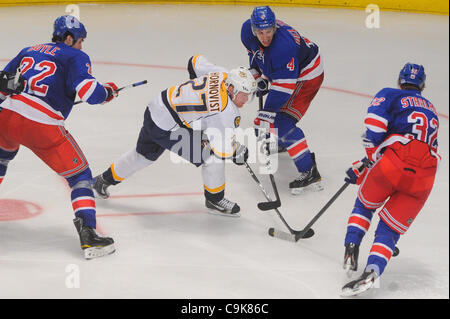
left=0, top=71, right=25, bottom=95
left=361, top=133, right=377, bottom=162
left=345, top=157, right=373, bottom=185
left=254, top=111, right=276, bottom=139
left=256, top=77, right=269, bottom=98
left=249, top=68, right=269, bottom=98
left=232, top=142, right=249, bottom=166
left=103, top=82, right=119, bottom=104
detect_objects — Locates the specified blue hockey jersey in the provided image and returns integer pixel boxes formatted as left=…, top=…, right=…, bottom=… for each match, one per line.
left=364, top=87, right=440, bottom=162
left=1, top=42, right=108, bottom=125
left=241, top=19, right=322, bottom=112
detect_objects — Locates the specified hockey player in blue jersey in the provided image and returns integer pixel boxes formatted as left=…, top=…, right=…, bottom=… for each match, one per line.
left=0, top=15, right=118, bottom=259
left=241, top=6, right=324, bottom=194
left=341, top=63, right=440, bottom=296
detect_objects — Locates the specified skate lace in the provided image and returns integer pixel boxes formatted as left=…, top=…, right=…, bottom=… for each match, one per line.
left=295, top=171, right=310, bottom=182
left=217, top=198, right=235, bottom=210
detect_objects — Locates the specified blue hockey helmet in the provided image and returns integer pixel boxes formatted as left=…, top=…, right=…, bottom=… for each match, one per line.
left=53, top=15, right=87, bottom=42
left=251, top=6, right=276, bottom=30
left=399, top=63, right=426, bottom=90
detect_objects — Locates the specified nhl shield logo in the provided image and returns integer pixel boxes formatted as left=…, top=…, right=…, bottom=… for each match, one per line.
left=407, top=218, right=413, bottom=224
left=73, top=158, right=78, bottom=164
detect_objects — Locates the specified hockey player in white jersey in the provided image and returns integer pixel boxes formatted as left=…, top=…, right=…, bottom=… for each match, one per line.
left=93, top=55, right=257, bottom=217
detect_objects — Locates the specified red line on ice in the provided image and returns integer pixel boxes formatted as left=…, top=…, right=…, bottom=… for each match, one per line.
left=109, top=192, right=203, bottom=199
left=97, top=210, right=203, bottom=218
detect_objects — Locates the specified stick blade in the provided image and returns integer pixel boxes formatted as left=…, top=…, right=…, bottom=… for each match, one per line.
left=257, top=200, right=281, bottom=211
left=268, top=227, right=297, bottom=242
left=295, top=228, right=315, bottom=240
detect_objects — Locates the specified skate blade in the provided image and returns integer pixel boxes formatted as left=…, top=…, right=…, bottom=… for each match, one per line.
left=290, top=181, right=324, bottom=195
left=341, top=281, right=375, bottom=297
left=84, top=244, right=116, bottom=260
left=207, top=209, right=241, bottom=218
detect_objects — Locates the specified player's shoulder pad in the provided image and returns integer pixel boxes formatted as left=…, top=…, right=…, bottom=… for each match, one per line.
left=59, top=43, right=91, bottom=63
left=369, top=87, right=402, bottom=108
left=241, top=19, right=255, bottom=46
left=187, top=55, right=199, bottom=79
left=270, top=31, right=298, bottom=65
left=375, top=87, right=404, bottom=99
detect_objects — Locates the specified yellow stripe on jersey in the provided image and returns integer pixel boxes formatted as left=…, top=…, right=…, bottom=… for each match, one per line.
left=210, top=143, right=237, bottom=159
left=204, top=183, right=225, bottom=194
left=192, top=55, right=201, bottom=69
left=111, top=164, right=125, bottom=182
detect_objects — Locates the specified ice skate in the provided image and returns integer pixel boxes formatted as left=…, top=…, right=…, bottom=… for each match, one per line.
left=206, top=198, right=241, bottom=217
left=289, top=153, right=323, bottom=195
left=92, top=175, right=111, bottom=199
left=343, top=243, right=359, bottom=276
left=73, top=217, right=115, bottom=260
left=341, top=270, right=379, bottom=297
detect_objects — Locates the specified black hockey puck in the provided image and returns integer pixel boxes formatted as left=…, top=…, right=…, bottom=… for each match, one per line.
left=268, top=227, right=275, bottom=237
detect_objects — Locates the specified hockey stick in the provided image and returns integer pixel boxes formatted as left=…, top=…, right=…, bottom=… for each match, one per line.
left=245, top=161, right=314, bottom=238
left=244, top=161, right=280, bottom=210
left=256, top=95, right=283, bottom=211
left=269, top=182, right=350, bottom=242
left=74, top=80, right=148, bottom=105
left=254, top=96, right=314, bottom=238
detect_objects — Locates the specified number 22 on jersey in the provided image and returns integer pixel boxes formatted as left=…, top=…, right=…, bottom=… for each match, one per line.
left=19, top=57, right=57, bottom=97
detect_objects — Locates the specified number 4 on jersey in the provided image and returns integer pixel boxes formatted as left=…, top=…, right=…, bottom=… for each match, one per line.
left=287, top=57, right=295, bottom=71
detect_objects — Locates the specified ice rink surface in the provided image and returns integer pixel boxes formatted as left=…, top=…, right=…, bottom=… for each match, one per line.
left=0, top=4, right=448, bottom=299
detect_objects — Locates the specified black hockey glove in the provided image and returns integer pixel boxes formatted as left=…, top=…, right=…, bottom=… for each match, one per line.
left=232, top=142, right=249, bottom=166
left=0, top=71, right=25, bottom=95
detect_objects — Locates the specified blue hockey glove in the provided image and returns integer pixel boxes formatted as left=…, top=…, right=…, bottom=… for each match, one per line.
left=345, top=157, right=372, bottom=185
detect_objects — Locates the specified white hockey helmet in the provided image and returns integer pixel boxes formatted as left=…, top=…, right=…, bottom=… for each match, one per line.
left=225, top=67, right=257, bottom=97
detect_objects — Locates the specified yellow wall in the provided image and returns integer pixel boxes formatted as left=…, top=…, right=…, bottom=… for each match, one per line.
left=0, top=0, right=448, bottom=14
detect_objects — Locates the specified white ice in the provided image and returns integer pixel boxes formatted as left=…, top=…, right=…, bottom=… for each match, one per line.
left=0, top=4, right=448, bottom=299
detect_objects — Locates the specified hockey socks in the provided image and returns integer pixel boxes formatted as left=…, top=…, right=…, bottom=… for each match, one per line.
left=71, top=182, right=97, bottom=228
left=345, top=198, right=376, bottom=246
left=0, top=148, right=19, bottom=186
left=102, top=165, right=123, bottom=185
left=281, top=127, right=313, bottom=172
left=366, top=220, right=400, bottom=276
left=0, top=163, right=5, bottom=185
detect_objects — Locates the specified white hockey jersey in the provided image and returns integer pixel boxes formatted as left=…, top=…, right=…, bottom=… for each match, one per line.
left=148, top=55, right=241, bottom=159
